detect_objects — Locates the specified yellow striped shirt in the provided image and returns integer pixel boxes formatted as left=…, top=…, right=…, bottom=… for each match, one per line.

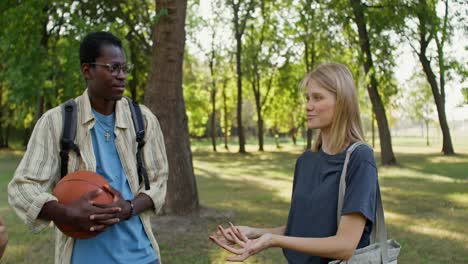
left=8, top=89, right=169, bottom=264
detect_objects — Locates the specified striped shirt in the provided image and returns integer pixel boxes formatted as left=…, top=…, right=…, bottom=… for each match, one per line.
left=8, top=89, right=169, bottom=264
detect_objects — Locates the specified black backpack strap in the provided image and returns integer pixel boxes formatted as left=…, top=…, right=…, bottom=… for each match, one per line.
left=126, top=97, right=150, bottom=190
left=60, top=99, right=80, bottom=178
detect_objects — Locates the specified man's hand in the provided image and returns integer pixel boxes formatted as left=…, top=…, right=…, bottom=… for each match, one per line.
left=92, top=185, right=132, bottom=222
left=0, top=217, right=9, bottom=259
left=63, top=188, right=122, bottom=233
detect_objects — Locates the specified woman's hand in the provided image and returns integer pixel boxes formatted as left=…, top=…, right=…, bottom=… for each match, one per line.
left=209, top=223, right=274, bottom=262
left=214, top=222, right=258, bottom=245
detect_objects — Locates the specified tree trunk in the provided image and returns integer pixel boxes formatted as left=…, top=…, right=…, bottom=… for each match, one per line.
left=350, top=0, right=396, bottom=165
left=303, top=39, right=314, bottom=150
left=372, top=112, right=375, bottom=148
left=210, top=87, right=217, bottom=152
left=209, top=52, right=217, bottom=152
left=230, top=1, right=254, bottom=154
left=222, top=79, right=229, bottom=150
left=235, top=33, right=246, bottom=153
left=418, top=44, right=454, bottom=154
left=255, top=97, right=264, bottom=152
left=145, top=0, right=199, bottom=215
left=425, top=119, right=429, bottom=146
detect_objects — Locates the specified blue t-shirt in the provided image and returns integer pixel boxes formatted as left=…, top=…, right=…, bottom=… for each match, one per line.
left=283, top=144, right=378, bottom=264
left=71, top=109, right=157, bottom=264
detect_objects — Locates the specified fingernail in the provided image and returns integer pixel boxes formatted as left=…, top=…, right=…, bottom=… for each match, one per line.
left=90, top=215, right=94, bottom=220
left=90, top=227, right=94, bottom=231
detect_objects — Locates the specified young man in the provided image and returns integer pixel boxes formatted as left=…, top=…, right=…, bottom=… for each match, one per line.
left=8, top=31, right=168, bottom=264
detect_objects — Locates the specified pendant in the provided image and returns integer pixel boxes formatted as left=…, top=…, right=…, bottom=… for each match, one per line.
left=105, top=131, right=111, bottom=142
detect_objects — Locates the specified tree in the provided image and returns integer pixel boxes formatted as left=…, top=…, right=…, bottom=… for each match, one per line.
left=265, top=58, right=305, bottom=146
left=145, top=0, right=199, bottom=214
left=405, top=76, right=435, bottom=146
left=187, top=0, right=228, bottom=151
left=349, top=0, right=397, bottom=165
left=405, top=0, right=456, bottom=154
left=228, top=0, right=255, bottom=153
left=243, top=0, right=280, bottom=151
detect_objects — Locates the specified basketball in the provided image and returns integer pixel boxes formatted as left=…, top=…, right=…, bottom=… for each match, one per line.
left=52, top=170, right=114, bottom=239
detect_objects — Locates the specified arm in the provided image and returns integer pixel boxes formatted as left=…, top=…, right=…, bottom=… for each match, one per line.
left=8, top=112, right=121, bottom=233
left=248, top=226, right=285, bottom=238
left=212, top=213, right=366, bottom=262
left=218, top=224, right=285, bottom=240
left=39, top=190, right=121, bottom=232
left=272, top=213, right=366, bottom=260
left=93, top=107, right=167, bottom=219
left=96, top=186, right=154, bottom=220
left=7, top=113, right=62, bottom=232
left=138, top=106, right=169, bottom=214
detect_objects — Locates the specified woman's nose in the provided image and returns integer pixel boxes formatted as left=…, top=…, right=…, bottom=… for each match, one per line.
left=306, top=100, right=314, bottom=110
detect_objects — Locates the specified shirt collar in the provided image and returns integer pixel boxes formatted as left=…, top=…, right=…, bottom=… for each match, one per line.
left=79, top=88, right=129, bottom=129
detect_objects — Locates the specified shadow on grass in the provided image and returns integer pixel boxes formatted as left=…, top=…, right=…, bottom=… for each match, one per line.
left=156, top=161, right=292, bottom=264
left=381, top=151, right=468, bottom=181
left=387, top=220, right=468, bottom=263
left=381, top=173, right=468, bottom=262
left=193, top=149, right=300, bottom=179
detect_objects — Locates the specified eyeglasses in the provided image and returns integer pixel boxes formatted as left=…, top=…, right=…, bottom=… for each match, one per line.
left=89, top=63, right=134, bottom=75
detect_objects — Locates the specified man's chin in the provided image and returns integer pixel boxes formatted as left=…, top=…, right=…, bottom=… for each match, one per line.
left=112, top=95, right=124, bottom=101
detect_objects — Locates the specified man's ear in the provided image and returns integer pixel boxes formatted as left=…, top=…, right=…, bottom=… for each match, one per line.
left=81, top=64, right=93, bottom=80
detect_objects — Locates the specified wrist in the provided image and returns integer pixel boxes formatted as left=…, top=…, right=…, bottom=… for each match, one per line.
left=251, top=228, right=262, bottom=238
left=268, top=234, right=279, bottom=247
left=44, top=201, right=71, bottom=225
left=125, top=200, right=134, bottom=220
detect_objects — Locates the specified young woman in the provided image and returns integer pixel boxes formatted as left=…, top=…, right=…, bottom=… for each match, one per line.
left=209, top=63, right=378, bottom=263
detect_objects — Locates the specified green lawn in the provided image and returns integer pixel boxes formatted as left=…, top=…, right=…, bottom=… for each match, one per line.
left=1, top=136, right=467, bottom=263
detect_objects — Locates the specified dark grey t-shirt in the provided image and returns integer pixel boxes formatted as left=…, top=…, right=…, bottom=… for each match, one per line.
left=283, top=144, right=378, bottom=264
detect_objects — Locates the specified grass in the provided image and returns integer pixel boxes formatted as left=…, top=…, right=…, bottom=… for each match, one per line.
left=0, top=136, right=467, bottom=263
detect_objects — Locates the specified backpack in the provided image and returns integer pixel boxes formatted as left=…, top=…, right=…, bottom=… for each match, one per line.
left=59, top=97, right=150, bottom=190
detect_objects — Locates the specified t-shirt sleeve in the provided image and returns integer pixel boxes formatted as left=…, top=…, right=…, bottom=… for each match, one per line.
left=341, top=146, right=378, bottom=223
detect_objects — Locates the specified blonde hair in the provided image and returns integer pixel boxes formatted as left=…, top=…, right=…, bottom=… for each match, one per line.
left=300, top=63, right=365, bottom=153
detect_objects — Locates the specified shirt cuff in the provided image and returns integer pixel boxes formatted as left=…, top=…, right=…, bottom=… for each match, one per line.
left=26, top=193, right=58, bottom=232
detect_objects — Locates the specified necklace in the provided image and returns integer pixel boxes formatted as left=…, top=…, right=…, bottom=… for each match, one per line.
left=94, top=118, right=114, bottom=142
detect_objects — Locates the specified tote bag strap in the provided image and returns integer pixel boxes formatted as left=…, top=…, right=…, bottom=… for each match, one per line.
left=337, top=142, right=389, bottom=263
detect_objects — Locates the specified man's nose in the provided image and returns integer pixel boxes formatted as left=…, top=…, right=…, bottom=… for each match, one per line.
left=116, top=68, right=126, bottom=79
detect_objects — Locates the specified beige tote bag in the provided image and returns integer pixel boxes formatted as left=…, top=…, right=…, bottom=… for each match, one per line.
left=329, top=142, right=401, bottom=264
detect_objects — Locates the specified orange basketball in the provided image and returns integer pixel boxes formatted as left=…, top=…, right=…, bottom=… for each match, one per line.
left=52, top=170, right=114, bottom=239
